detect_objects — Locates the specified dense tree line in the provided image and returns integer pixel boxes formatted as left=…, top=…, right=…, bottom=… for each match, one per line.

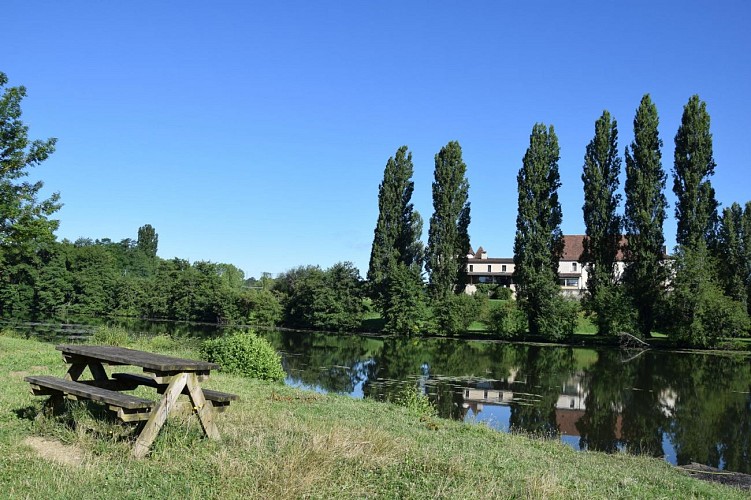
left=2, top=70, right=750, bottom=346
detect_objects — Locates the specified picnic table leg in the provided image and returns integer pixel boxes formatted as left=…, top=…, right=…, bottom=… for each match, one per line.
left=132, top=372, right=188, bottom=459
left=64, top=363, right=87, bottom=381
left=64, top=360, right=108, bottom=382
left=185, top=373, right=220, bottom=440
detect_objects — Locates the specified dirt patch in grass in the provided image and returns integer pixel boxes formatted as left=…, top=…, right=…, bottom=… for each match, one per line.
left=23, top=436, right=85, bottom=467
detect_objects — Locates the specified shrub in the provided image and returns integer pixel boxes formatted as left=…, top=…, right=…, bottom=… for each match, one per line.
left=430, top=293, right=487, bottom=335
left=487, top=301, right=527, bottom=339
left=0, top=327, right=23, bottom=338
left=148, top=334, right=176, bottom=351
left=537, top=295, right=579, bottom=340
left=91, top=325, right=129, bottom=346
left=495, top=287, right=513, bottom=300
left=201, top=331, right=285, bottom=381
left=474, top=284, right=512, bottom=300
left=391, top=385, right=436, bottom=418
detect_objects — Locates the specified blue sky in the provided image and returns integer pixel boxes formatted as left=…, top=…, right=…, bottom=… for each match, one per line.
left=4, top=1, right=750, bottom=279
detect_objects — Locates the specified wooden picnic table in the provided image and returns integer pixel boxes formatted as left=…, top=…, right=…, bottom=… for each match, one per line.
left=25, top=344, right=237, bottom=458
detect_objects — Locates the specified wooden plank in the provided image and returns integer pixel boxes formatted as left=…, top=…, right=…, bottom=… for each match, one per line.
left=24, top=375, right=154, bottom=410
left=56, top=345, right=219, bottom=372
left=186, top=372, right=220, bottom=440
left=112, top=372, right=238, bottom=403
left=132, top=372, right=188, bottom=459
left=114, top=407, right=153, bottom=422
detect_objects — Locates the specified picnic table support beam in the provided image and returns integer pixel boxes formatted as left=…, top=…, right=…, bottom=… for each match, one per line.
left=186, top=373, right=220, bottom=440
left=132, top=372, right=188, bottom=459
left=64, top=359, right=108, bottom=383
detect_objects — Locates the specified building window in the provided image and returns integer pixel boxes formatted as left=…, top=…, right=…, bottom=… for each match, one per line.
left=502, top=265, right=507, bottom=272
left=469, top=264, right=473, bottom=272
left=572, top=262, right=577, bottom=271
left=559, top=278, right=579, bottom=287
left=488, top=265, right=492, bottom=272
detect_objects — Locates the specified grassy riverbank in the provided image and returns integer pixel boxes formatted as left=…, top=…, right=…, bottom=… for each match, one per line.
left=0, top=335, right=744, bottom=499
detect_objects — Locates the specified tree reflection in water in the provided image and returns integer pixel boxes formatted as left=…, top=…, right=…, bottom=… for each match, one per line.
left=258, top=330, right=751, bottom=474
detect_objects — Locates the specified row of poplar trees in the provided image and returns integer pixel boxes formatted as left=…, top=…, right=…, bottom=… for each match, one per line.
left=516, top=94, right=751, bottom=345
left=368, top=94, right=751, bottom=345
left=367, top=142, right=472, bottom=335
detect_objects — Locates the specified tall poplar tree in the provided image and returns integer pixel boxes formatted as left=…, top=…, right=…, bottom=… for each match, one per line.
left=367, top=146, right=425, bottom=334
left=717, top=203, right=748, bottom=307
left=581, top=111, right=623, bottom=336
left=137, top=224, right=159, bottom=257
left=367, top=146, right=423, bottom=298
left=623, top=94, right=668, bottom=337
left=673, top=95, right=719, bottom=249
left=513, top=124, right=565, bottom=338
left=425, top=141, right=470, bottom=299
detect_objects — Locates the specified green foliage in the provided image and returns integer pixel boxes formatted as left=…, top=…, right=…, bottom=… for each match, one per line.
left=90, top=325, right=129, bottom=346
left=0, top=327, right=23, bottom=338
left=430, top=292, right=487, bottom=336
left=513, top=123, right=564, bottom=339
left=623, top=94, right=668, bottom=337
left=583, top=283, right=636, bottom=336
left=391, top=384, right=437, bottom=418
left=367, top=146, right=424, bottom=305
left=581, top=110, right=623, bottom=335
left=673, top=95, right=718, bottom=249
left=665, top=244, right=749, bottom=347
left=717, top=202, right=751, bottom=314
left=239, top=288, right=282, bottom=326
left=148, top=334, right=176, bottom=351
left=201, top=331, right=285, bottom=381
left=536, top=295, right=579, bottom=341
left=382, top=262, right=427, bottom=335
left=474, top=283, right=512, bottom=300
left=0, top=71, right=61, bottom=317
left=487, top=300, right=527, bottom=339
left=426, top=141, right=471, bottom=298
left=136, top=224, right=159, bottom=257
left=276, top=262, right=365, bottom=332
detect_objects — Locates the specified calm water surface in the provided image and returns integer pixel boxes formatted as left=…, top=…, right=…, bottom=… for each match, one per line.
left=18, top=320, right=751, bottom=474
left=261, top=330, right=751, bottom=475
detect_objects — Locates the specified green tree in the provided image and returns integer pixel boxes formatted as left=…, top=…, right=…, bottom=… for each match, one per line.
left=367, top=146, right=424, bottom=299
left=673, top=95, right=719, bottom=249
left=381, top=262, right=427, bottom=335
left=276, top=263, right=365, bottom=332
left=425, top=141, right=471, bottom=299
left=717, top=203, right=749, bottom=308
left=666, top=242, right=749, bottom=347
left=136, top=224, right=159, bottom=257
left=623, top=94, right=668, bottom=337
left=0, top=71, right=61, bottom=316
left=513, top=123, right=567, bottom=339
left=581, top=110, right=624, bottom=336
left=744, top=202, right=751, bottom=316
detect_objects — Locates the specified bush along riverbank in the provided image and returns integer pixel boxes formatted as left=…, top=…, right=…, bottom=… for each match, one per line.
left=1, top=335, right=747, bottom=498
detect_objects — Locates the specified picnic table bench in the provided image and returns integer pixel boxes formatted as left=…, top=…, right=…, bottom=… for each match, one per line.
left=25, top=344, right=238, bottom=458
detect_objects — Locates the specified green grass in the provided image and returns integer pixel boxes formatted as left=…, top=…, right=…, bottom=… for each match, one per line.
left=2, top=335, right=745, bottom=499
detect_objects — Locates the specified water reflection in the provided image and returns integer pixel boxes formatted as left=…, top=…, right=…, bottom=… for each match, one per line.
left=17, top=320, right=751, bottom=474
left=264, top=331, right=751, bottom=474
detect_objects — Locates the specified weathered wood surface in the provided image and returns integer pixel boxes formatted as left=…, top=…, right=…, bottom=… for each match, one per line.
left=132, top=372, right=189, bottom=458
left=56, top=344, right=220, bottom=372
left=111, top=372, right=238, bottom=403
left=24, top=375, right=154, bottom=410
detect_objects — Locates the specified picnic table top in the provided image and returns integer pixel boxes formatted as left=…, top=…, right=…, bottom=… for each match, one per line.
left=56, top=344, right=220, bottom=372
